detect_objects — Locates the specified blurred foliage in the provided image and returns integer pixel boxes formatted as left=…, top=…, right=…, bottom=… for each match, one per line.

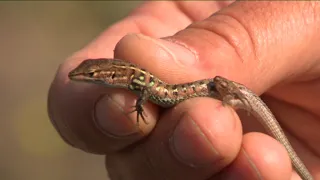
left=0, top=1, right=140, bottom=180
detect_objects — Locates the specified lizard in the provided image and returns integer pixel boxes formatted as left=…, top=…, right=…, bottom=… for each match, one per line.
left=68, top=58, right=313, bottom=180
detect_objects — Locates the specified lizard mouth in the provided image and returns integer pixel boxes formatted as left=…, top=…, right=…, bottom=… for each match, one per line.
left=68, top=71, right=88, bottom=81
left=68, top=69, right=78, bottom=78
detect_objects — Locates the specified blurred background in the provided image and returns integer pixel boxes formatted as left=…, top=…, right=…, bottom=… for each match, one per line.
left=0, top=1, right=141, bottom=180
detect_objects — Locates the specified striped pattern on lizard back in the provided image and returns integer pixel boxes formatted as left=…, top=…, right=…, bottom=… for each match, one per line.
left=68, top=58, right=219, bottom=107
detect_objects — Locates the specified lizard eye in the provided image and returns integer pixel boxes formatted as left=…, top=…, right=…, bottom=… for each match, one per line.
left=111, top=73, right=116, bottom=79
left=87, top=71, right=95, bottom=77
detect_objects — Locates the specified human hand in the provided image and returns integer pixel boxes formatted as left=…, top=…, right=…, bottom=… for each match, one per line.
left=48, top=1, right=320, bottom=179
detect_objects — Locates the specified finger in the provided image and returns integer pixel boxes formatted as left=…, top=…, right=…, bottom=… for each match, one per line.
left=115, top=1, right=320, bottom=93
left=48, top=1, right=231, bottom=153
left=75, top=1, right=232, bottom=58
left=213, top=133, right=292, bottom=180
left=106, top=98, right=243, bottom=180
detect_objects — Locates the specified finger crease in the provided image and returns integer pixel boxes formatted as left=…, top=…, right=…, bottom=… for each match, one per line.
left=217, top=13, right=258, bottom=62
left=242, top=148, right=263, bottom=180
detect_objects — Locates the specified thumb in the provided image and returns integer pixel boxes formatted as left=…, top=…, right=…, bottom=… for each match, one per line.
left=114, top=1, right=320, bottom=94
left=112, top=2, right=319, bottom=179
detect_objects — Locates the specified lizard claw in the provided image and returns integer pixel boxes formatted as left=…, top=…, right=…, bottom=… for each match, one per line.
left=127, top=105, right=148, bottom=126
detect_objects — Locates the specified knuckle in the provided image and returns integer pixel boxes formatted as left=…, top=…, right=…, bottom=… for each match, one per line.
left=189, top=12, right=258, bottom=65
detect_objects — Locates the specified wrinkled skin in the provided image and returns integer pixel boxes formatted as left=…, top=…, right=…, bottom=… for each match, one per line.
left=48, top=1, right=320, bottom=180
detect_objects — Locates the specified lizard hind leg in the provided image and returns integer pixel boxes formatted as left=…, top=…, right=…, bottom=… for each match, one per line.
left=127, top=104, right=148, bottom=126
left=221, top=94, right=237, bottom=107
left=221, top=94, right=252, bottom=116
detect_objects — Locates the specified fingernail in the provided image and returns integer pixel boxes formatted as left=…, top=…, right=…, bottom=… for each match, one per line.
left=170, top=113, right=220, bottom=167
left=94, top=94, right=137, bottom=136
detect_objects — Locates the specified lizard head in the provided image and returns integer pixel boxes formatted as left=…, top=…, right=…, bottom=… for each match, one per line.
left=68, top=58, right=133, bottom=88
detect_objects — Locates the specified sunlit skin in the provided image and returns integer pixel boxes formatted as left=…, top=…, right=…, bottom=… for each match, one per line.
left=48, top=1, right=320, bottom=180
